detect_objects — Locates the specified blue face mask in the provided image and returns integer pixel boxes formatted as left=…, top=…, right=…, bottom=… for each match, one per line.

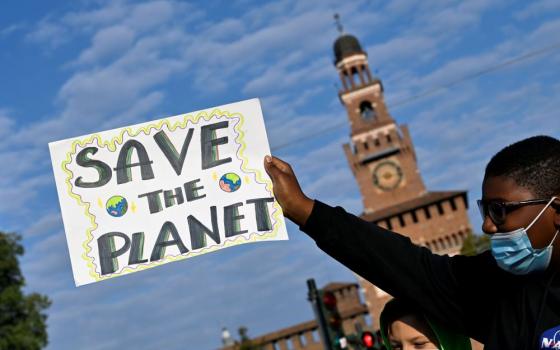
left=490, top=197, right=559, bottom=275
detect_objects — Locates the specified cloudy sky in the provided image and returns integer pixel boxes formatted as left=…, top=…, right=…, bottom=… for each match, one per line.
left=1, top=0, right=560, bottom=349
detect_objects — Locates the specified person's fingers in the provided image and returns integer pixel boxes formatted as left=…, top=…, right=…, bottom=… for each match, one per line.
left=264, top=156, right=282, bottom=180
left=269, top=156, right=293, bottom=174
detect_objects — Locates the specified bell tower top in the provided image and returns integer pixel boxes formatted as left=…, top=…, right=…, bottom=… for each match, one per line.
left=333, top=34, right=365, bottom=64
left=332, top=14, right=392, bottom=137
left=333, top=21, right=427, bottom=212
left=333, top=14, right=365, bottom=65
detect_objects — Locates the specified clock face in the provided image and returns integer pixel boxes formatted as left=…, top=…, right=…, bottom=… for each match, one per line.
left=372, top=160, right=403, bottom=191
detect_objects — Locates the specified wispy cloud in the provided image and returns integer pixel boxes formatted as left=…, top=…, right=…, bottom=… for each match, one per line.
left=23, top=212, right=63, bottom=238
left=514, top=0, right=560, bottom=20
left=0, top=23, right=24, bottom=37
left=25, top=18, right=69, bottom=49
left=75, top=25, right=136, bottom=65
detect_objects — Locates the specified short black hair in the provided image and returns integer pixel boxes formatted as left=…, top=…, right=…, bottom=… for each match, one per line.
left=484, top=135, right=560, bottom=197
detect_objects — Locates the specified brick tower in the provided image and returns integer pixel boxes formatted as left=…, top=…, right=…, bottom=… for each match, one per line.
left=333, top=22, right=474, bottom=329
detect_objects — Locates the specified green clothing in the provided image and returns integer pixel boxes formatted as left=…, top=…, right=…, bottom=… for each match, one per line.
left=380, top=299, right=472, bottom=350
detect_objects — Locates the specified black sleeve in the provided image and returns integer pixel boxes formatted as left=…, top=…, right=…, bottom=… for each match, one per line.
left=301, top=200, right=497, bottom=341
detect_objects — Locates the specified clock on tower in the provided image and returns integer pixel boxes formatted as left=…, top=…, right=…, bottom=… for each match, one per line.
left=372, top=160, right=403, bottom=191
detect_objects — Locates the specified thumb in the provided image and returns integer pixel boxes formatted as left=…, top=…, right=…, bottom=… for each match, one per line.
left=264, top=155, right=282, bottom=181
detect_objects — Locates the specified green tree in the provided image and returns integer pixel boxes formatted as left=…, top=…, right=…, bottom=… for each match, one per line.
left=237, top=326, right=262, bottom=350
left=0, top=232, right=51, bottom=350
left=460, top=232, right=490, bottom=256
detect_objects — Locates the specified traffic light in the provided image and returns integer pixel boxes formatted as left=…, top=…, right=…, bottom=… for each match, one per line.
left=359, top=330, right=384, bottom=350
left=361, top=331, right=375, bottom=349
left=318, top=290, right=346, bottom=349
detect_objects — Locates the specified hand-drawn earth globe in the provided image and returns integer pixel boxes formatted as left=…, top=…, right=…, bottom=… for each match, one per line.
left=106, top=195, right=128, bottom=217
left=219, top=172, right=242, bottom=192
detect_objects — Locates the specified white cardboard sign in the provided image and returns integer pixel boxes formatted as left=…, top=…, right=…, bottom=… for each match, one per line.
left=49, top=98, right=288, bottom=286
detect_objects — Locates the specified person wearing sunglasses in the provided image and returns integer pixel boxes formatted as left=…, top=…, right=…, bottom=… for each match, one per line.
left=477, top=196, right=559, bottom=275
left=264, top=135, right=560, bottom=350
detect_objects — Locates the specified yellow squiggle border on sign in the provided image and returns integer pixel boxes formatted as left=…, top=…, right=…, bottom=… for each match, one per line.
left=61, top=108, right=284, bottom=283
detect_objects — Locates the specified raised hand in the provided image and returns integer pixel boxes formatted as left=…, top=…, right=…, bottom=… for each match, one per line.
left=264, top=155, right=314, bottom=226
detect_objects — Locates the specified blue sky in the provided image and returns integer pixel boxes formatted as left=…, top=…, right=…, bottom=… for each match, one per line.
left=1, top=0, right=560, bottom=349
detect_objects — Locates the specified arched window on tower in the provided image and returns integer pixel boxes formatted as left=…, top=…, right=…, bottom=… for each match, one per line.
left=359, top=101, right=376, bottom=121
left=351, top=66, right=360, bottom=86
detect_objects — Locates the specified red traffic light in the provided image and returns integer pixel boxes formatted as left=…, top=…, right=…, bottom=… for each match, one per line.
left=322, top=291, right=337, bottom=309
left=361, top=331, right=375, bottom=348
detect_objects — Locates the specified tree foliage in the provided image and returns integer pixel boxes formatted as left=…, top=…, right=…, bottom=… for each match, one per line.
left=236, top=326, right=262, bottom=350
left=460, top=232, right=490, bottom=256
left=0, top=232, right=51, bottom=350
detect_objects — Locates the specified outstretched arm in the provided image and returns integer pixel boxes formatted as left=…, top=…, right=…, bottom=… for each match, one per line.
left=263, top=155, right=496, bottom=343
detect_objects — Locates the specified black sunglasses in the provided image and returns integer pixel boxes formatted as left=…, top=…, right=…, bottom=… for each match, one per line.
left=476, top=198, right=551, bottom=225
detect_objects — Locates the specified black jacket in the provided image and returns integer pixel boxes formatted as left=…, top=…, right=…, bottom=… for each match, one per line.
left=301, top=201, right=560, bottom=350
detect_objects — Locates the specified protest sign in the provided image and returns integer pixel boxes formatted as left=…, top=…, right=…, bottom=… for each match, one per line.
left=49, top=98, right=288, bottom=286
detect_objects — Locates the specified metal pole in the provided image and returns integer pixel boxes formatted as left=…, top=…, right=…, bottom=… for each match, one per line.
left=307, top=278, right=333, bottom=350
left=353, top=322, right=364, bottom=350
